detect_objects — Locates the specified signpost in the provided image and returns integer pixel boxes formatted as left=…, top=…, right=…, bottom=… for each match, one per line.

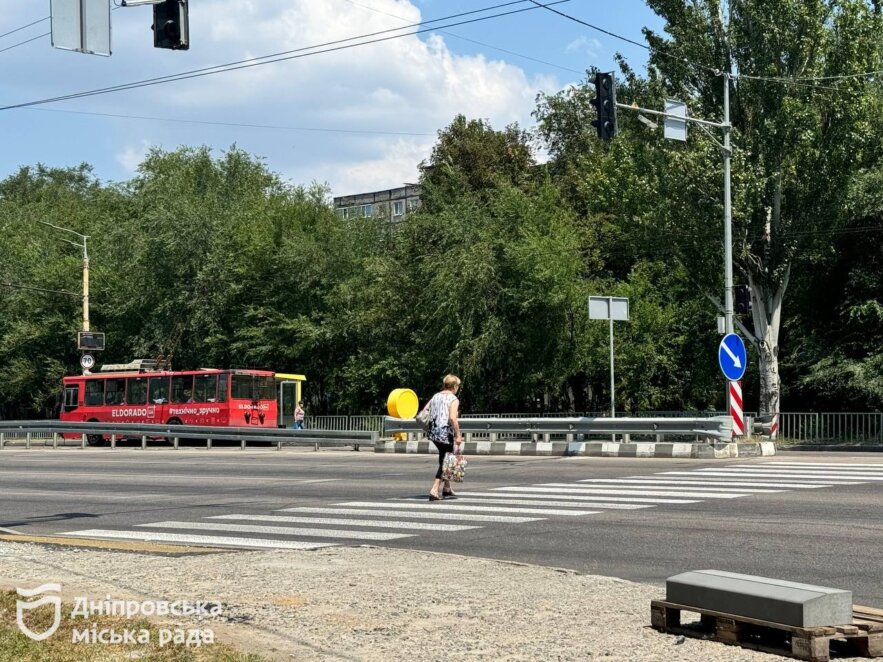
left=80, top=354, right=96, bottom=371
left=588, top=296, right=630, bottom=418
left=718, top=333, right=747, bottom=437
left=50, top=0, right=112, bottom=56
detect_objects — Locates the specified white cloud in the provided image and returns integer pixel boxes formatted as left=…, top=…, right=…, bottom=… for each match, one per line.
left=8, top=0, right=562, bottom=196
left=115, top=140, right=152, bottom=172
left=565, top=35, right=602, bottom=58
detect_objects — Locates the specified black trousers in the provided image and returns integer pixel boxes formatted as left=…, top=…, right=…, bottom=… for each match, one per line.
left=432, top=435, right=454, bottom=480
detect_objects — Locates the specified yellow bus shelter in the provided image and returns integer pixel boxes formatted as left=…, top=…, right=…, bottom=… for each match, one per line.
left=276, top=373, right=306, bottom=428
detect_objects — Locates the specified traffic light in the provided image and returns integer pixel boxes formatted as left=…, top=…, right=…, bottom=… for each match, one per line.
left=735, top=284, right=751, bottom=315
left=153, top=0, right=189, bottom=50
left=591, top=72, right=617, bottom=140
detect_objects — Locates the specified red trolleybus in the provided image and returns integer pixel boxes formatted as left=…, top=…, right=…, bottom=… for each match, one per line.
left=60, top=360, right=278, bottom=445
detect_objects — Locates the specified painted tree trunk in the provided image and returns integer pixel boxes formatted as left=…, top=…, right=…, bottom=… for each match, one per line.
left=746, top=266, right=790, bottom=417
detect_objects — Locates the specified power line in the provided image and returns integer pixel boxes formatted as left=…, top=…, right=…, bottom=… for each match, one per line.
left=0, top=32, right=49, bottom=54
left=340, top=0, right=583, bottom=75
left=25, top=107, right=436, bottom=137
left=0, top=0, right=567, bottom=111
left=0, top=282, right=80, bottom=297
left=0, top=16, right=48, bottom=40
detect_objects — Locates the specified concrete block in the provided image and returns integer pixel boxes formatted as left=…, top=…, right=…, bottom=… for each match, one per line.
left=504, top=442, right=522, bottom=455
left=672, top=443, right=694, bottom=458
left=567, top=441, right=588, bottom=456
left=601, top=442, right=620, bottom=457
left=534, top=442, right=554, bottom=455
left=635, top=443, right=656, bottom=457
left=474, top=441, right=491, bottom=455
left=666, top=569, right=852, bottom=628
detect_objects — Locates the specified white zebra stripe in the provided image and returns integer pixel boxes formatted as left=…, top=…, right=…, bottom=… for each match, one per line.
left=208, top=514, right=479, bottom=531
left=59, top=529, right=336, bottom=550
left=337, top=502, right=598, bottom=516
left=441, top=492, right=699, bottom=504
left=757, top=462, right=883, bottom=469
left=691, top=469, right=883, bottom=480
left=576, top=478, right=829, bottom=489
left=537, top=482, right=782, bottom=494
left=136, top=520, right=414, bottom=541
left=430, top=495, right=652, bottom=509
left=659, top=471, right=862, bottom=483
left=494, top=487, right=751, bottom=499
left=279, top=507, right=544, bottom=523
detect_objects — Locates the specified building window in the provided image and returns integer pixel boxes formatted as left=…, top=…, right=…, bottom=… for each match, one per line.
left=337, top=207, right=348, bottom=219
left=407, top=198, right=421, bottom=212
left=360, top=204, right=372, bottom=217
left=393, top=201, right=405, bottom=216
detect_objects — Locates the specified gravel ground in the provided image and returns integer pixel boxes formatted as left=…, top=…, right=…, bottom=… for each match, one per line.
left=0, top=541, right=866, bottom=661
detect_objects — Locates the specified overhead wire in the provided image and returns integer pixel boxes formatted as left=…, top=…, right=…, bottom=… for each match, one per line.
left=0, top=16, right=48, bottom=40
left=0, top=0, right=569, bottom=111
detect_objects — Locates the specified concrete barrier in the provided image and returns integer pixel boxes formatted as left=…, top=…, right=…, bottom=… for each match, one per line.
left=374, top=440, right=776, bottom=458
left=665, top=570, right=852, bottom=628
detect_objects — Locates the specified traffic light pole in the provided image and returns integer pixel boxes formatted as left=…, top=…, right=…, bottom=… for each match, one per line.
left=614, top=73, right=734, bottom=336
left=722, top=74, right=734, bottom=335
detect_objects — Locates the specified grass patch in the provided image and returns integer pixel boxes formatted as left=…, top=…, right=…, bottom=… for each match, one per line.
left=0, top=590, right=265, bottom=661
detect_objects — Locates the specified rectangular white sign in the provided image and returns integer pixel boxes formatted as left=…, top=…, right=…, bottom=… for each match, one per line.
left=51, top=0, right=111, bottom=56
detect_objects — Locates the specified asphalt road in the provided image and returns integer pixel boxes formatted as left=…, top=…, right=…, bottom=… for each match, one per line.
left=2, top=447, right=882, bottom=603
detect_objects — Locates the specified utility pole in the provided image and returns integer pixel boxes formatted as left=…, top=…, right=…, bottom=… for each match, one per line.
left=722, top=74, right=734, bottom=335
left=39, top=221, right=90, bottom=332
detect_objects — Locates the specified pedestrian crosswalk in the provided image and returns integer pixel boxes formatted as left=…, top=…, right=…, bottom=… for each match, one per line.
left=58, top=460, right=883, bottom=551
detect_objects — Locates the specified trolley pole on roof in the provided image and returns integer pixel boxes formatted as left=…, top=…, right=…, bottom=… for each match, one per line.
left=39, top=221, right=91, bottom=332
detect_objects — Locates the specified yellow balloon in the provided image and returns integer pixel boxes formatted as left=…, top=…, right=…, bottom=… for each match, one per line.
left=387, top=388, right=419, bottom=418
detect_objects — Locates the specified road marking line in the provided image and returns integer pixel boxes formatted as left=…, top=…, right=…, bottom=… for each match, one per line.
left=136, top=520, right=414, bottom=541
left=278, top=507, right=544, bottom=523
left=438, top=492, right=699, bottom=504
left=757, top=462, right=883, bottom=469
left=0, top=489, right=177, bottom=500
left=208, top=514, right=478, bottom=531
left=0, top=470, right=311, bottom=482
left=539, top=482, right=782, bottom=493
left=337, top=502, right=599, bottom=516
left=699, top=469, right=883, bottom=482
left=576, top=478, right=829, bottom=489
left=495, top=487, right=750, bottom=499
left=400, top=496, right=652, bottom=509
left=660, top=471, right=863, bottom=483
left=728, top=466, right=883, bottom=474
left=59, top=529, right=337, bottom=550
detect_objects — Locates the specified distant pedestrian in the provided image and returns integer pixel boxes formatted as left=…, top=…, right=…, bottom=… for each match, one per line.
left=426, top=374, right=463, bottom=501
left=293, top=401, right=305, bottom=430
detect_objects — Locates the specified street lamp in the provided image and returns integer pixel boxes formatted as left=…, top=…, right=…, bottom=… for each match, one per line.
left=38, top=221, right=91, bottom=333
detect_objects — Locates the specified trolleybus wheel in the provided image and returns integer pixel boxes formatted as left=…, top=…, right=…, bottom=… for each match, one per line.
left=164, top=418, right=182, bottom=445
left=86, top=420, right=104, bottom=447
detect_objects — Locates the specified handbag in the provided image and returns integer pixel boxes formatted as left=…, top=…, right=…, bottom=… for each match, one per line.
left=441, top=452, right=467, bottom=482
left=415, top=401, right=432, bottom=433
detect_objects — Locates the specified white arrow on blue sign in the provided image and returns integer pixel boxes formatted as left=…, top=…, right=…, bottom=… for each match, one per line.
left=718, top=333, right=747, bottom=381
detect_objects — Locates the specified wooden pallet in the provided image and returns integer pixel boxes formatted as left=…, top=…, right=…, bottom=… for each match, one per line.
left=651, top=600, right=883, bottom=662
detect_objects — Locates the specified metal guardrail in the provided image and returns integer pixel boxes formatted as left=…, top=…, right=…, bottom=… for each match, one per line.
left=383, top=415, right=734, bottom=442
left=0, top=420, right=376, bottom=451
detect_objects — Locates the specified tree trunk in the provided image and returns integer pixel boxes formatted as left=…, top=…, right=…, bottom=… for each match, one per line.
left=746, top=265, right=790, bottom=417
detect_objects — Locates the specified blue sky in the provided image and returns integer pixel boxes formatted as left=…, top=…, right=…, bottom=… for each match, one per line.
left=0, top=0, right=665, bottom=194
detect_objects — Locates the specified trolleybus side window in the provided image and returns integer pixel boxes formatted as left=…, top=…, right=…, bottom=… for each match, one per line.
left=85, top=380, right=103, bottom=406
left=171, top=375, right=194, bottom=403
left=105, top=378, right=126, bottom=406
left=149, top=377, right=169, bottom=404
left=194, top=374, right=217, bottom=403
left=218, top=374, right=228, bottom=403
left=128, top=377, right=148, bottom=405
left=231, top=374, right=253, bottom=400
left=64, top=384, right=80, bottom=411
left=257, top=376, right=275, bottom=400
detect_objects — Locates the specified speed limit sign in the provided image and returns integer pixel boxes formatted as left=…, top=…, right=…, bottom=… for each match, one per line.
left=80, top=354, right=96, bottom=370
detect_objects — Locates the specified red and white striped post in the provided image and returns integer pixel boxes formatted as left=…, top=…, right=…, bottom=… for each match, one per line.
left=729, top=380, right=744, bottom=437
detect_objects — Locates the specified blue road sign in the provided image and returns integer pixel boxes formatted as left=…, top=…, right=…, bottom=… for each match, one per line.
left=718, top=333, right=747, bottom=381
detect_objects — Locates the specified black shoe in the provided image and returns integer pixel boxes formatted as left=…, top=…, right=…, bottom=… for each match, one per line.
left=429, top=493, right=442, bottom=501
left=442, top=490, right=457, bottom=499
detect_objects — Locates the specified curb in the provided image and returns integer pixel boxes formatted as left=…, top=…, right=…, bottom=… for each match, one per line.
left=780, top=444, right=883, bottom=453
left=374, top=440, right=776, bottom=458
